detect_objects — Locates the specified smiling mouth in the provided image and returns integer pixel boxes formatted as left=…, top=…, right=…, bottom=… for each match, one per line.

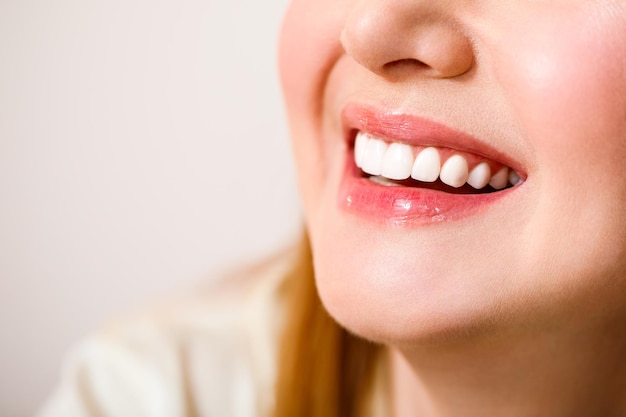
left=354, top=131, right=523, bottom=195
left=339, top=105, right=525, bottom=224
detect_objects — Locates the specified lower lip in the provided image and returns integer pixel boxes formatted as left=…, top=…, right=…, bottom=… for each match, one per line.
left=338, top=160, right=514, bottom=226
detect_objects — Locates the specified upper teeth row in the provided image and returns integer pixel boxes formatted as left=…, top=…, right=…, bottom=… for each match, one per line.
left=354, top=132, right=522, bottom=189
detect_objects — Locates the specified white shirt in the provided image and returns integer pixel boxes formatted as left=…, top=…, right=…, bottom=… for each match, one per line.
left=37, top=250, right=291, bottom=417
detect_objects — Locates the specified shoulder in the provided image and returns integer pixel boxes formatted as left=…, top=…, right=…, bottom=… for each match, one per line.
left=38, top=246, right=296, bottom=417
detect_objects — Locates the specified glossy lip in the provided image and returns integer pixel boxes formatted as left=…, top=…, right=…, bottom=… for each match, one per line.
left=338, top=104, right=523, bottom=225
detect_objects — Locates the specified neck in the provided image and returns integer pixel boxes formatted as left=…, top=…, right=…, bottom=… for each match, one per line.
left=388, top=316, right=626, bottom=417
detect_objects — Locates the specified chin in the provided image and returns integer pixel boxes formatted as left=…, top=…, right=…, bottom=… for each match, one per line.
left=308, top=211, right=533, bottom=346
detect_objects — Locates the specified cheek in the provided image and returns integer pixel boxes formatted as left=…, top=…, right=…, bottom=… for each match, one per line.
left=497, top=13, right=626, bottom=165
left=278, top=1, right=314, bottom=110
left=495, top=13, right=626, bottom=279
left=278, top=1, right=346, bottom=119
left=278, top=1, right=348, bottom=222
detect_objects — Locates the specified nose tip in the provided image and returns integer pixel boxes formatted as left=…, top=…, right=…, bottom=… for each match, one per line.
left=340, top=2, right=474, bottom=80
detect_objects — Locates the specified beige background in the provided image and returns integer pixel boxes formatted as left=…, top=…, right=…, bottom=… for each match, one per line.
left=0, top=1, right=299, bottom=415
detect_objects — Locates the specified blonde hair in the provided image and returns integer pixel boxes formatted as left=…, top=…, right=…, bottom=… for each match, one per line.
left=273, top=234, right=381, bottom=417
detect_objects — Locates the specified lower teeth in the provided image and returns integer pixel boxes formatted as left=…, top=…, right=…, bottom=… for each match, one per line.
left=367, top=175, right=507, bottom=194
left=369, top=176, right=402, bottom=187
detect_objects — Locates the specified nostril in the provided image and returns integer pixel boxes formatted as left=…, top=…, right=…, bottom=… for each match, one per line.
left=381, top=58, right=441, bottom=80
left=383, top=58, right=431, bottom=72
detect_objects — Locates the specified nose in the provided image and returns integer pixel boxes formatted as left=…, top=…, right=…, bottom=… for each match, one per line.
left=340, top=0, right=474, bottom=79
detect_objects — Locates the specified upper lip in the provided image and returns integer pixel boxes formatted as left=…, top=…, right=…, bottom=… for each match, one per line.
left=342, top=103, right=525, bottom=176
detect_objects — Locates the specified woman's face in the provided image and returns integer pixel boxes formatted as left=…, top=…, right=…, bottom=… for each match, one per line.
left=279, top=1, right=626, bottom=344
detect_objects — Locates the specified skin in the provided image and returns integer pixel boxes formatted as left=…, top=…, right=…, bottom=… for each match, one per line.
left=279, top=0, right=626, bottom=415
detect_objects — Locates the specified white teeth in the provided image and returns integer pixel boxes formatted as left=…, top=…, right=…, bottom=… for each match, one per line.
left=354, top=132, right=368, bottom=168
left=467, top=162, right=491, bottom=189
left=354, top=132, right=519, bottom=191
left=361, top=137, right=388, bottom=176
left=489, top=167, right=509, bottom=190
left=369, top=175, right=402, bottom=187
left=382, top=143, right=413, bottom=180
left=411, top=147, right=441, bottom=182
left=508, top=170, right=522, bottom=186
left=439, top=155, right=469, bottom=188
